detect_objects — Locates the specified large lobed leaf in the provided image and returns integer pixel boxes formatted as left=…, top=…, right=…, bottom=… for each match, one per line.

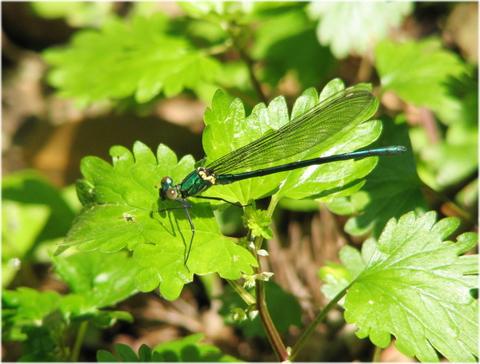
left=320, top=211, right=478, bottom=362
left=202, top=79, right=384, bottom=205
left=59, top=142, right=256, bottom=300
left=44, top=14, right=221, bottom=106
left=375, top=38, right=467, bottom=116
left=60, top=80, right=399, bottom=299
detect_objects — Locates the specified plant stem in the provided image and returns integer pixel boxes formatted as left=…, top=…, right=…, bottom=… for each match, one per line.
left=71, top=321, right=88, bottom=362
left=255, top=275, right=289, bottom=361
left=227, top=279, right=256, bottom=306
left=251, top=195, right=288, bottom=361
left=204, top=39, right=233, bottom=55
left=227, top=22, right=268, bottom=104
left=372, top=345, right=382, bottom=362
left=356, top=55, right=373, bottom=82
left=289, top=283, right=351, bottom=361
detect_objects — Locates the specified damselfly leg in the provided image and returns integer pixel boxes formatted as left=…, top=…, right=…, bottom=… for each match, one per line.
left=193, top=195, right=249, bottom=208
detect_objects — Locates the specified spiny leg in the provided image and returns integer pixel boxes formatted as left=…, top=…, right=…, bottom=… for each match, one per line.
left=180, top=199, right=195, bottom=269
left=150, top=202, right=191, bottom=217
left=151, top=200, right=194, bottom=269
left=193, top=195, right=250, bottom=208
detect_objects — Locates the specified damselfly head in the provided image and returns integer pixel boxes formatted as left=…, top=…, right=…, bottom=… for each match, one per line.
left=160, top=176, right=179, bottom=200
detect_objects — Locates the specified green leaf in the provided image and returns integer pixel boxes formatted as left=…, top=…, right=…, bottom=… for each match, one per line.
left=320, top=211, right=479, bottom=362
left=318, top=261, right=351, bottom=301
left=434, top=69, right=478, bottom=126
left=97, top=349, right=118, bottom=362
left=2, top=200, right=49, bottom=287
left=44, top=14, right=221, bottom=106
left=115, top=343, right=139, bottom=362
left=18, top=310, right=70, bottom=361
left=422, top=122, right=478, bottom=188
left=97, top=335, right=239, bottom=362
left=278, top=197, right=320, bottom=212
left=220, top=282, right=302, bottom=338
left=375, top=38, right=467, bottom=114
left=275, top=81, right=381, bottom=200
left=59, top=141, right=256, bottom=300
left=202, top=81, right=382, bottom=205
left=153, top=334, right=239, bottom=362
left=2, top=286, right=132, bottom=334
left=308, top=2, right=412, bottom=58
left=2, top=286, right=133, bottom=359
left=413, top=73, right=478, bottom=189
left=52, top=250, right=140, bottom=308
left=138, top=344, right=152, bottom=361
left=2, top=170, right=77, bottom=247
left=90, top=310, right=133, bottom=328
left=201, top=89, right=290, bottom=205
left=3, top=288, right=62, bottom=336
left=244, top=208, right=273, bottom=239
left=327, top=117, right=427, bottom=237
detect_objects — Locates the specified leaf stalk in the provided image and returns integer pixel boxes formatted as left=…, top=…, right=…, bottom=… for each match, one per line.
left=226, top=21, right=268, bottom=103
left=227, top=279, right=256, bottom=306
left=250, top=196, right=289, bottom=361
left=372, top=345, right=382, bottom=362
left=289, top=282, right=352, bottom=361
left=71, top=321, right=88, bottom=362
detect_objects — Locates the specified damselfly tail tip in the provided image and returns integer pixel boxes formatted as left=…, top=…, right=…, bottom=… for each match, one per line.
left=384, top=145, right=407, bottom=154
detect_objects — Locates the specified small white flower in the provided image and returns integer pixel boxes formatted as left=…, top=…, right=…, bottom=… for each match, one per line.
left=257, top=272, right=274, bottom=281
left=248, top=309, right=259, bottom=320
left=256, top=249, right=269, bottom=257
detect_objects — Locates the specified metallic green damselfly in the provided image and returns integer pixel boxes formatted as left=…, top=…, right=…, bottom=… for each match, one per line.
left=159, top=86, right=406, bottom=265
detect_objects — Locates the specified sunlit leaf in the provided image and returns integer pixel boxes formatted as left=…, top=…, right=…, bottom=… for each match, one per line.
left=202, top=80, right=382, bottom=205
left=44, top=14, right=221, bottom=106
left=59, top=142, right=256, bottom=300
left=320, top=211, right=479, bottom=362
left=375, top=38, right=467, bottom=115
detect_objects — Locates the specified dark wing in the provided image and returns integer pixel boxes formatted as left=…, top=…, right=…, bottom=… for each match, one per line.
left=206, top=85, right=377, bottom=175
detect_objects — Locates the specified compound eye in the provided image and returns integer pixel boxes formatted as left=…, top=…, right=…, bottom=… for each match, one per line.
left=166, top=188, right=178, bottom=200
left=161, top=176, right=173, bottom=185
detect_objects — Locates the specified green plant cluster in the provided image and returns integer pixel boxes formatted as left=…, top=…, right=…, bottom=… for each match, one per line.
left=97, top=334, right=239, bottom=362
left=3, top=2, right=478, bottom=362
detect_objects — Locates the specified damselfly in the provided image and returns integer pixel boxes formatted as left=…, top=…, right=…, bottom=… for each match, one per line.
left=159, top=86, right=406, bottom=265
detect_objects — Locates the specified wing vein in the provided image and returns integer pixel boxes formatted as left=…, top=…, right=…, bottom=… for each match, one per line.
left=206, top=86, right=377, bottom=175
